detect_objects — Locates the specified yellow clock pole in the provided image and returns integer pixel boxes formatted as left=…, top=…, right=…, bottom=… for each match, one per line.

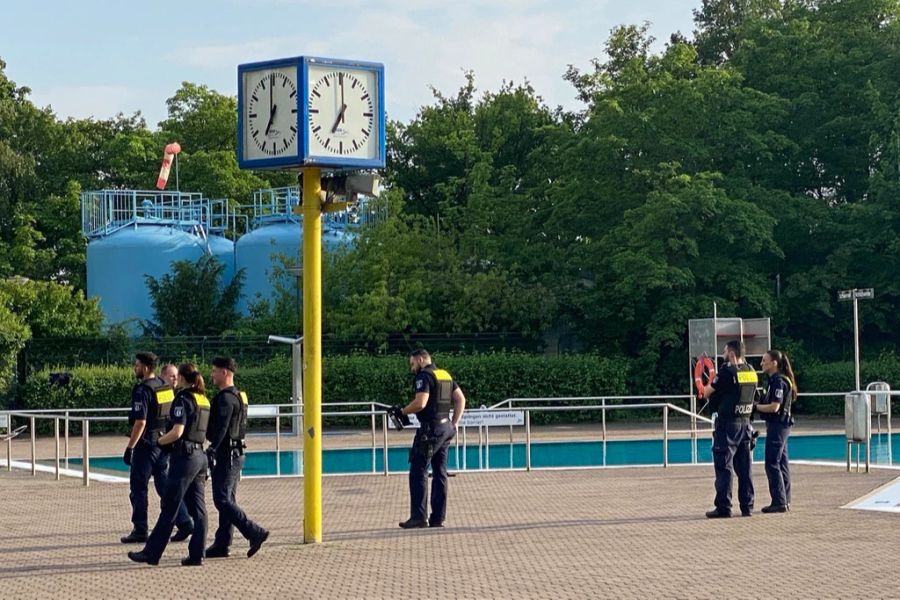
left=301, top=167, right=323, bottom=543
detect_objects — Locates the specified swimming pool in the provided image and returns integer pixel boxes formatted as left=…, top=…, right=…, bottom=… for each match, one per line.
left=76, top=432, right=898, bottom=476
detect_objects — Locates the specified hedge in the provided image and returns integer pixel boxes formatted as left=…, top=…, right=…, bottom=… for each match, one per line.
left=20, top=353, right=630, bottom=433
left=20, top=352, right=900, bottom=433
left=793, top=353, right=900, bottom=416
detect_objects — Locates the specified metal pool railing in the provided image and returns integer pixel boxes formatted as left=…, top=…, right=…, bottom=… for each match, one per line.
left=1, top=397, right=715, bottom=484
left=3, top=391, right=894, bottom=484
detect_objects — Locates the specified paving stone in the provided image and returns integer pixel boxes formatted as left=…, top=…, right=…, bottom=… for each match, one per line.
left=1, top=461, right=899, bottom=599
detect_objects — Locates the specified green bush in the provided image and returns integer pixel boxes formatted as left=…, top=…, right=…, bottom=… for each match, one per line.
left=21, top=353, right=630, bottom=430
left=794, top=352, right=900, bottom=416
left=20, top=353, right=900, bottom=429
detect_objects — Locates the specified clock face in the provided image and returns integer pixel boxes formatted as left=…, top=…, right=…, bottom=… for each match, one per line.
left=306, top=65, right=378, bottom=160
left=242, top=66, right=299, bottom=160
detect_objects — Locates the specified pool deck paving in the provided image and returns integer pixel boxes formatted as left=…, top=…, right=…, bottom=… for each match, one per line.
left=2, top=440, right=899, bottom=599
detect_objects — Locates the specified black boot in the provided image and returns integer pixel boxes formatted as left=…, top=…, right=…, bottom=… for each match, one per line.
left=120, top=530, right=148, bottom=544
left=127, top=551, right=159, bottom=565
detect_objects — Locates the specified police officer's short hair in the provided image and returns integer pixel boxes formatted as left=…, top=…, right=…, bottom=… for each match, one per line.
left=725, top=340, right=745, bottom=358
left=409, top=349, right=431, bottom=360
left=135, top=352, right=158, bottom=370
left=212, top=356, right=238, bottom=373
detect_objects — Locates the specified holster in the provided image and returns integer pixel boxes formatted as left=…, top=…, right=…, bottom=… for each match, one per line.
left=415, top=426, right=437, bottom=461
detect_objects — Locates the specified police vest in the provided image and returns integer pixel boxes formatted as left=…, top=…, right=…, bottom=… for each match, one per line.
left=226, top=389, right=249, bottom=441
left=141, top=377, right=176, bottom=435
left=184, top=392, right=211, bottom=444
left=718, top=363, right=758, bottom=422
left=418, top=365, right=454, bottom=423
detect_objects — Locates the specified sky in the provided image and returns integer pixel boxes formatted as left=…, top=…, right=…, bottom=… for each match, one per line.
left=1, top=0, right=700, bottom=129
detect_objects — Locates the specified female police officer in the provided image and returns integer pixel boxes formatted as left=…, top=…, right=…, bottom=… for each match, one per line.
left=756, top=349, right=797, bottom=513
left=128, top=363, right=210, bottom=566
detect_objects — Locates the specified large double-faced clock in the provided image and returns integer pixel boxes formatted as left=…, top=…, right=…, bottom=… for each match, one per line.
left=238, top=56, right=385, bottom=170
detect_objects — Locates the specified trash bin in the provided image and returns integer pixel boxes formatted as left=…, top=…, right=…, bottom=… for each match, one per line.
left=845, top=392, right=871, bottom=442
left=845, top=391, right=871, bottom=472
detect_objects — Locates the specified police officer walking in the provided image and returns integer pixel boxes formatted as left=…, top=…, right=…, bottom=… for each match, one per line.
left=395, top=349, right=466, bottom=529
left=757, top=349, right=796, bottom=513
left=128, top=363, right=210, bottom=566
left=204, top=357, right=269, bottom=559
left=702, top=340, right=756, bottom=518
left=121, top=353, right=193, bottom=544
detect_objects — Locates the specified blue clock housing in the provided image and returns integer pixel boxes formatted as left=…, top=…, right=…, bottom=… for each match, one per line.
left=238, top=56, right=386, bottom=171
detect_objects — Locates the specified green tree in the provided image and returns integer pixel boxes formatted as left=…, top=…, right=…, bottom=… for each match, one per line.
left=0, top=290, right=29, bottom=400
left=145, top=255, right=244, bottom=335
left=0, top=277, right=102, bottom=338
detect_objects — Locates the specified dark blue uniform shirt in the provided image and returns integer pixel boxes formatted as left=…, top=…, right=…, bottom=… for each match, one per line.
left=128, top=380, right=155, bottom=423
left=169, top=391, right=194, bottom=430
left=760, top=373, right=791, bottom=422
left=207, top=387, right=240, bottom=452
left=709, top=364, right=738, bottom=414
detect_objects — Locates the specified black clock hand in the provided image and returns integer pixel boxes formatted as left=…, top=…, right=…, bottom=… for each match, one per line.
left=265, top=73, right=274, bottom=135
left=340, top=73, right=345, bottom=123
left=331, top=104, right=346, bottom=134
left=265, top=104, right=277, bottom=136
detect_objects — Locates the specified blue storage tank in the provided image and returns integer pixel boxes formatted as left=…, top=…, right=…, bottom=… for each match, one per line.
left=207, top=234, right=236, bottom=286
left=87, top=226, right=231, bottom=325
left=322, top=226, right=356, bottom=253
left=235, top=220, right=301, bottom=313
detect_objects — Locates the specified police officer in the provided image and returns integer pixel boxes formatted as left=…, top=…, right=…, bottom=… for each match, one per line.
left=160, top=363, right=179, bottom=388
left=396, top=349, right=466, bottom=529
left=757, top=349, right=796, bottom=513
left=702, top=340, right=756, bottom=518
left=121, top=353, right=193, bottom=544
left=128, top=363, right=210, bottom=566
left=204, top=357, right=269, bottom=559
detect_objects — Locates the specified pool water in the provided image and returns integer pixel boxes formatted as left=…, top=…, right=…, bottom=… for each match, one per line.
left=77, top=432, right=898, bottom=477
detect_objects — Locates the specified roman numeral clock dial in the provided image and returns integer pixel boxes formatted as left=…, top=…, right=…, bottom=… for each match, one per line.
left=307, top=68, right=377, bottom=159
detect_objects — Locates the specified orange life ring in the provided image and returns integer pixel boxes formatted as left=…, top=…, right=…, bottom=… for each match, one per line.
left=693, top=355, right=716, bottom=398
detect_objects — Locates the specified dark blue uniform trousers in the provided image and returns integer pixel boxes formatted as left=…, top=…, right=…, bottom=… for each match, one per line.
left=211, top=450, right=265, bottom=548
left=129, top=440, right=192, bottom=534
left=143, top=445, right=208, bottom=562
left=409, top=422, right=456, bottom=525
left=764, top=421, right=792, bottom=507
left=713, top=420, right=755, bottom=514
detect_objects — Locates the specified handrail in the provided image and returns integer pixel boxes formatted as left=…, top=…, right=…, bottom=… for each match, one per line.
left=490, top=394, right=693, bottom=409
left=3, top=391, right=894, bottom=484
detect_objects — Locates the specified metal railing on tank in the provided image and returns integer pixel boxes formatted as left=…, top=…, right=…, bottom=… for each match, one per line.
left=80, top=189, right=229, bottom=239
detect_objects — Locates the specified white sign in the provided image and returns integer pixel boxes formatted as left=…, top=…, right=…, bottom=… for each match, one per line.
left=0, top=414, right=7, bottom=429
left=838, top=288, right=875, bottom=301
left=459, top=410, right=525, bottom=428
left=248, top=405, right=279, bottom=418
left=405, top=410, right=525, bottom=429
left=845, top=478, right=900, bottom=514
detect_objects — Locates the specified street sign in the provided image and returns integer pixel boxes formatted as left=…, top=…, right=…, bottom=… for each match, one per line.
left=838, top=288, right=875, bottom=301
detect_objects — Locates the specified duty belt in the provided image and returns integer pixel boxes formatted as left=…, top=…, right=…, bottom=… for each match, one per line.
left=422, top=417, right=450, bottom=426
